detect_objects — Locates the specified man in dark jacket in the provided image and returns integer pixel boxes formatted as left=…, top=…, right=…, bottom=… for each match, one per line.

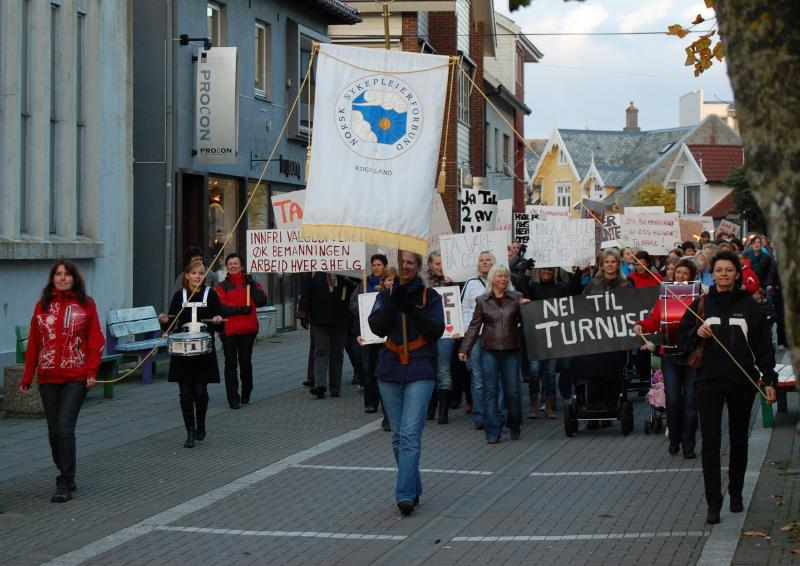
left=298, top=272, right=354, bottom=399
left=369, top=251, right=444, bottom=516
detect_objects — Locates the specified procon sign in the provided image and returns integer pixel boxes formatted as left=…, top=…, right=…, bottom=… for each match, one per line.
left=195, top=47, right=238, bottom=164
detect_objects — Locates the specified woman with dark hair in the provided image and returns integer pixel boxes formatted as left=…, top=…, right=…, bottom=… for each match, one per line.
left=159, top=261, right=223, bottom=447
left=678, top=250, right=777, bottom=524
left=215, top=253, right=268, bottom=409
left=20, top=259, right=105, bottom=503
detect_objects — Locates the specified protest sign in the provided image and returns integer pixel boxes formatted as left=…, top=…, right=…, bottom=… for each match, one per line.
left=427, top=192, right=452, bottom=251
left=683, top=215, right=715, bottom=235
left=440, top=230, right=509, bottom=282
left=679, top=218, right=704, bottom=243
left=579, top=197, right=606, bottom=255
left=528, top=219, right=596, bottom=268
left=357, top=292, right=386, bottom=345
left=271, top=191, right=305, bottom=229
left=620, top=213, right=680, bottom=255
left=434, top=286, right=464, bottom=338
left=601, top=213, right=623, bottom=243
left=527, top=205, right=570, bottom=219
left=460, top=188, right=498, bottom=233
left=495, top=199, right=513, bottom=232
left=513, top=213, right=532, bottom=252
left=625, top=206, right=665, bottom=216
left=717, top=218, right=741, bottom=238
left=247, top=229, right=365, bottom=273
left=522, top=286, right=659, bottom=360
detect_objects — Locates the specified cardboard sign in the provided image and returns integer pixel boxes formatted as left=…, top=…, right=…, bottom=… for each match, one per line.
left=247, top=229, right=365, bottom=273
left=679, top=218, right=704, bottom=243
left=683, top=215, right=715, bottom=235
left=717, top=218, right=741, bottom=238
left=513, top=213, right=532, bottom=254
left=620, top=213, right=680, bottom=255
left=460, top=188, right=498, bottom=233
left=526, top=205, right=570, bottom=219
left=522, top=286, right=660, bottom=360
left=495, top=199, right=513, bottom=232
left=271, top=191, right=306, bottom=229
left=440, top=230, right=510, bottom=282
left=433, top=286, right=464, bottom=338
left=625, top=206, right=665, bottom=216
left=528, top=219, right=596, bottom=268
left=601, top=213, right=624, bottom=244
left=357, top=292, right=386, bottom=345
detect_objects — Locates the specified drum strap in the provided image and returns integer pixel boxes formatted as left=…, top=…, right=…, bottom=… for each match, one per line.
left=182, top=286, right=210, bottom=306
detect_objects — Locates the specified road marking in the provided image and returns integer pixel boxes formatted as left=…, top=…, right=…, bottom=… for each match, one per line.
left=43, top=419, right=383, bottom=566
left=292, top=464, right=493, bottom=476
left=529, top=467, right=704, bottom=477
left=154, top=525, right=406, bottom=541
left=452, top=530, right=710, bottom=542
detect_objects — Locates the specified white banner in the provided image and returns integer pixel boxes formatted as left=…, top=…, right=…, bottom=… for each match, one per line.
left=302, top=44, right=449, bottom=254
left=247, top=229, right=365, bottom=273
left=621, top=213, right=680, bottom=254
left=625, top=206, right=665, bottom=216
left=440, top=230, right=510, bottom=282
left=357, top=292, right=385, bottom=345
left=495, top=199, right=513, bottom=232
left=434, top=286, right=464, bottom=338
left=526, top=205, right=570, bottom=220
left=460, top=188, right=497, bottom=233
left=196, top=47, right=238, bottom=164
left=529, top=219, right=596, bottom=267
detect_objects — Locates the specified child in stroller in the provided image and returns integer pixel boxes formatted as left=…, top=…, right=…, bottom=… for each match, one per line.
left=644, top=369, right=666, bottom=434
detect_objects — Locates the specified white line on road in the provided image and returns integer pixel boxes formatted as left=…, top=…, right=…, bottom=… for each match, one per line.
left=154, top=525, right=406, bottom=541
left=43, top=419, right=383, bottom=566
left=529, top=467, right=704, bottom=477
left=452, top=530, right=710, bottom=542
left=292, top=464, right=493, bottom=476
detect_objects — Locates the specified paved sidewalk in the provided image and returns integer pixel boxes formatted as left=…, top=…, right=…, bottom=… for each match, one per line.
left=0, top=331, right=790, bottom=566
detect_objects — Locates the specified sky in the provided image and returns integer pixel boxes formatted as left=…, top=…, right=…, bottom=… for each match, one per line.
left=495, top=0, right=734, bottom=139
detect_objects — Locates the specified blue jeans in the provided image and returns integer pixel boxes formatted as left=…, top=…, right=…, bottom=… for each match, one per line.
left=662, top=357, right=698, bottom=448
left=378, top=379, right=434, bottom=503
left=529, top=359, right=557, bottom=397
left=481, top=350, right=521, bottom=439
left=39, top=381, right=87, bottom=487
left=435, top=339, right=454, bottom=390
left=468, top=342, right=484, bottom=424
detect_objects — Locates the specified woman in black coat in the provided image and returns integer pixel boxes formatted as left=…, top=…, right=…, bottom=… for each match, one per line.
left=159, top=261, right=223, bottom=448
left=678, top=251, right=777, bottom=524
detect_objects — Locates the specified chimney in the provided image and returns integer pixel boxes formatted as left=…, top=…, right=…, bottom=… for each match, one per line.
left=624, top=101, right=640, bottom=132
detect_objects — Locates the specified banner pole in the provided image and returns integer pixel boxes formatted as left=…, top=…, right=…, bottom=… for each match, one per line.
left=382, top=4, right=391, bottom=50
left=397, top=249, right=409, bottom=357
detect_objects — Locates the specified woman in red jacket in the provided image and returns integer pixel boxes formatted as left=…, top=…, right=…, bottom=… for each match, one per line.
left=20, top=259, right=105, bottom=503
left=215, top=253, right=268, bottom=409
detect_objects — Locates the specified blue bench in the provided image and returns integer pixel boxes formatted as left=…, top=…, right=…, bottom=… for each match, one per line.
left=106, top=307, right=168, bottom=384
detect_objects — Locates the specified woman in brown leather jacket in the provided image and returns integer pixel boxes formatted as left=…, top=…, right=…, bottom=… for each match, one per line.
left=459, top=264, right=530, bottom=444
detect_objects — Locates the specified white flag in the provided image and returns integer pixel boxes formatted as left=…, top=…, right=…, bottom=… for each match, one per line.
left=302, top=44, right=449, bottom=255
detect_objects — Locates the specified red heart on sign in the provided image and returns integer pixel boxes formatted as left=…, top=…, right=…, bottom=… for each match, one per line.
left=446, top=325, right=454, bottom=332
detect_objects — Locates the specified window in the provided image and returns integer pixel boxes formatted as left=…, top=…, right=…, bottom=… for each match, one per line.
left=494, top=128, right=501, bottom=172
left=207, top=2, right=224, bottom=47
left=254, top=22, right=271, bottom=98
left=485, top=123, right=493, bottom=169
left=516, top=52, right=524, bottom=89
left=684, top=184, right=700, bottom=214
left=556, top=182, right=572, bottom=208
left=287, top=19, right=323, bottom=140
left=457, top=55, right=475, bottom=125
left=557, top=147, right=568, bottom=165
left=299, top=35, right=315, bottom=133
left=502, top=134, right=510, bottom=176
left=592, top=183, right=604, bottom=201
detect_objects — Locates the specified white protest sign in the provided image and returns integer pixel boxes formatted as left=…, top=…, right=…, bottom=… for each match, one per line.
left=460, top=188, right=498, bottom=233
left=247, top=229, right=365, bottom=273
left=427, top=192, right=452, bottom=252
left=271, top=190, right=306, bottom=229
left=717, top=218, right=741, bottom=238
left=601, top=213, right=624, bottom=243
left=625, top=206, right=665, bottom=216
left=196, top=47, right=238, bottom=164
left=621, top=213, right=680, bottom=254
left=357, top=292, right=385, bottom=345
left=434, top=286, right=464, bottom=339
left=526, top=205, right=570, bottom=220
left=529, top=219, right=596, bottom=267
left=495, top=199, right=513, bottom=232
left=440, top=230, right=510, bottom=282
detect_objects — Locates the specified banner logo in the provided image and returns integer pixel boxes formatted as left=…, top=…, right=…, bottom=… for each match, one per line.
left=335, top=75, right=423, bottom=160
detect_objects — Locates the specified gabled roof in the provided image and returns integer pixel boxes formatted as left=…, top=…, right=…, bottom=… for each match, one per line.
left=686, top=144, right=744, bottom=182
left=525, top=139, right=547, bottom=178
left=704, top=192, right=736, bottom=217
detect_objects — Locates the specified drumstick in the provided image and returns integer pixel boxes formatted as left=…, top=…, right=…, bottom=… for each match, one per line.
left=635, top=328, right=657, bottom=352
left=200, top=318, right=227, bottom=323
left=246, top=283, right=251, bottom=306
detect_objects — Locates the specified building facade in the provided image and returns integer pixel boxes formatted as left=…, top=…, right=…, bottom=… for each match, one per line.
left=0, top=0, right=133, bottom=367
left=132, top=0, right=360, bottom=330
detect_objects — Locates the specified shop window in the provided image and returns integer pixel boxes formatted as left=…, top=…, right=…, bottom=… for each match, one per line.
left=208, top=175, right=238, bottom=273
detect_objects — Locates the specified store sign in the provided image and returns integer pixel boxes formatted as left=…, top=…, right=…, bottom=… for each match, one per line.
left=196, top=47, right=238, bottom=164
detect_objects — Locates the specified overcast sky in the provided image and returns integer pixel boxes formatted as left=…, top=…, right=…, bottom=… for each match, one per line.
left=495, top=0, right=734, bottom=139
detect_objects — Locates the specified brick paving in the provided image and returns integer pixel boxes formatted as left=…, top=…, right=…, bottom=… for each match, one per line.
left=0, top=331, right=793, bottom=566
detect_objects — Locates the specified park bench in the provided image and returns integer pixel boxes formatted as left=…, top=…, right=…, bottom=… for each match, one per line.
left=15, top=325, right=122, bottom=399
left=106, top=307, right=168, bottom=384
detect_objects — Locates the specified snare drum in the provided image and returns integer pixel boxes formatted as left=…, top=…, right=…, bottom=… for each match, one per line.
left=659, top=282, right=701, bottom=350
left=168, top=331, right=213, bottom=356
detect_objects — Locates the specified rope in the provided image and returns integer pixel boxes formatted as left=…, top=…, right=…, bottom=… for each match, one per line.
left=317, top=48, right=450, bottom=75
left=95, top=43, right=320, bottom=384
left=436, top=57, right=459, bottom=193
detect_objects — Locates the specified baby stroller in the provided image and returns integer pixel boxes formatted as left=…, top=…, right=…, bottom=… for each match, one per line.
left=643, top=369, right=666, bottom=435
left=562, top=352, right=634, bottom=437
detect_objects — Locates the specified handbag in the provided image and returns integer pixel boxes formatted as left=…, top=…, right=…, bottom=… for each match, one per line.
left=687, top=295, right=707, bottom=369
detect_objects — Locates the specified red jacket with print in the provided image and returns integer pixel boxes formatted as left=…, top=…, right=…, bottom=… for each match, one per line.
left=23, top=291, right=105, bottom=387
left=215, top=272, right=268, bottom=335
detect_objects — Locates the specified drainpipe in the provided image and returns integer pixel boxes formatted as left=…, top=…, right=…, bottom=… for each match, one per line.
left=162, top=0, right=175, bottom=310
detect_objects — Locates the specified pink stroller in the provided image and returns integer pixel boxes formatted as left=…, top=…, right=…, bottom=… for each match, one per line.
left=643, top=369, right=666, bottom=435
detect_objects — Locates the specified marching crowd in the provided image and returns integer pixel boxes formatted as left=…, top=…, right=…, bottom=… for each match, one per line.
left=19, top=230, right=784, bottom=523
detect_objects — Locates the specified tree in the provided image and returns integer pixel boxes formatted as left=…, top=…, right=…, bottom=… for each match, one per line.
left=632, top=183, right=676, bottom=212
left=725, top=166, right=765, bottom=231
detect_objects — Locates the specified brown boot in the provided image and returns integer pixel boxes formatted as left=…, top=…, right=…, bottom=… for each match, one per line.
left=545, top=394, right=557, bottom=419
left=528, top=392, right=540, bottom=419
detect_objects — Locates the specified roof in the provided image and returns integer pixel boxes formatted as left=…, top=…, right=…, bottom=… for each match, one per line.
left=306, top=0, right=362, bottom=24
left=557, top=126, right=694, bottom=190
left=484, top=74, right=531, bottom=115
left=686, top=144, right=744, bottom=182
left=704, top=192, right=737, bottom=217
left=525, top=139, right=547, bottom=177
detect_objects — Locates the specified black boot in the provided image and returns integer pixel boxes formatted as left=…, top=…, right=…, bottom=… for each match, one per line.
left=180, top=398, right=196, bottom=448
left=195, top=394, right=208, bottom=441
left=426, top=388, right=437, bottom=420
left=184, top=429, right=196, bottom=448
left=438, top=390, right=449, bottom=424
